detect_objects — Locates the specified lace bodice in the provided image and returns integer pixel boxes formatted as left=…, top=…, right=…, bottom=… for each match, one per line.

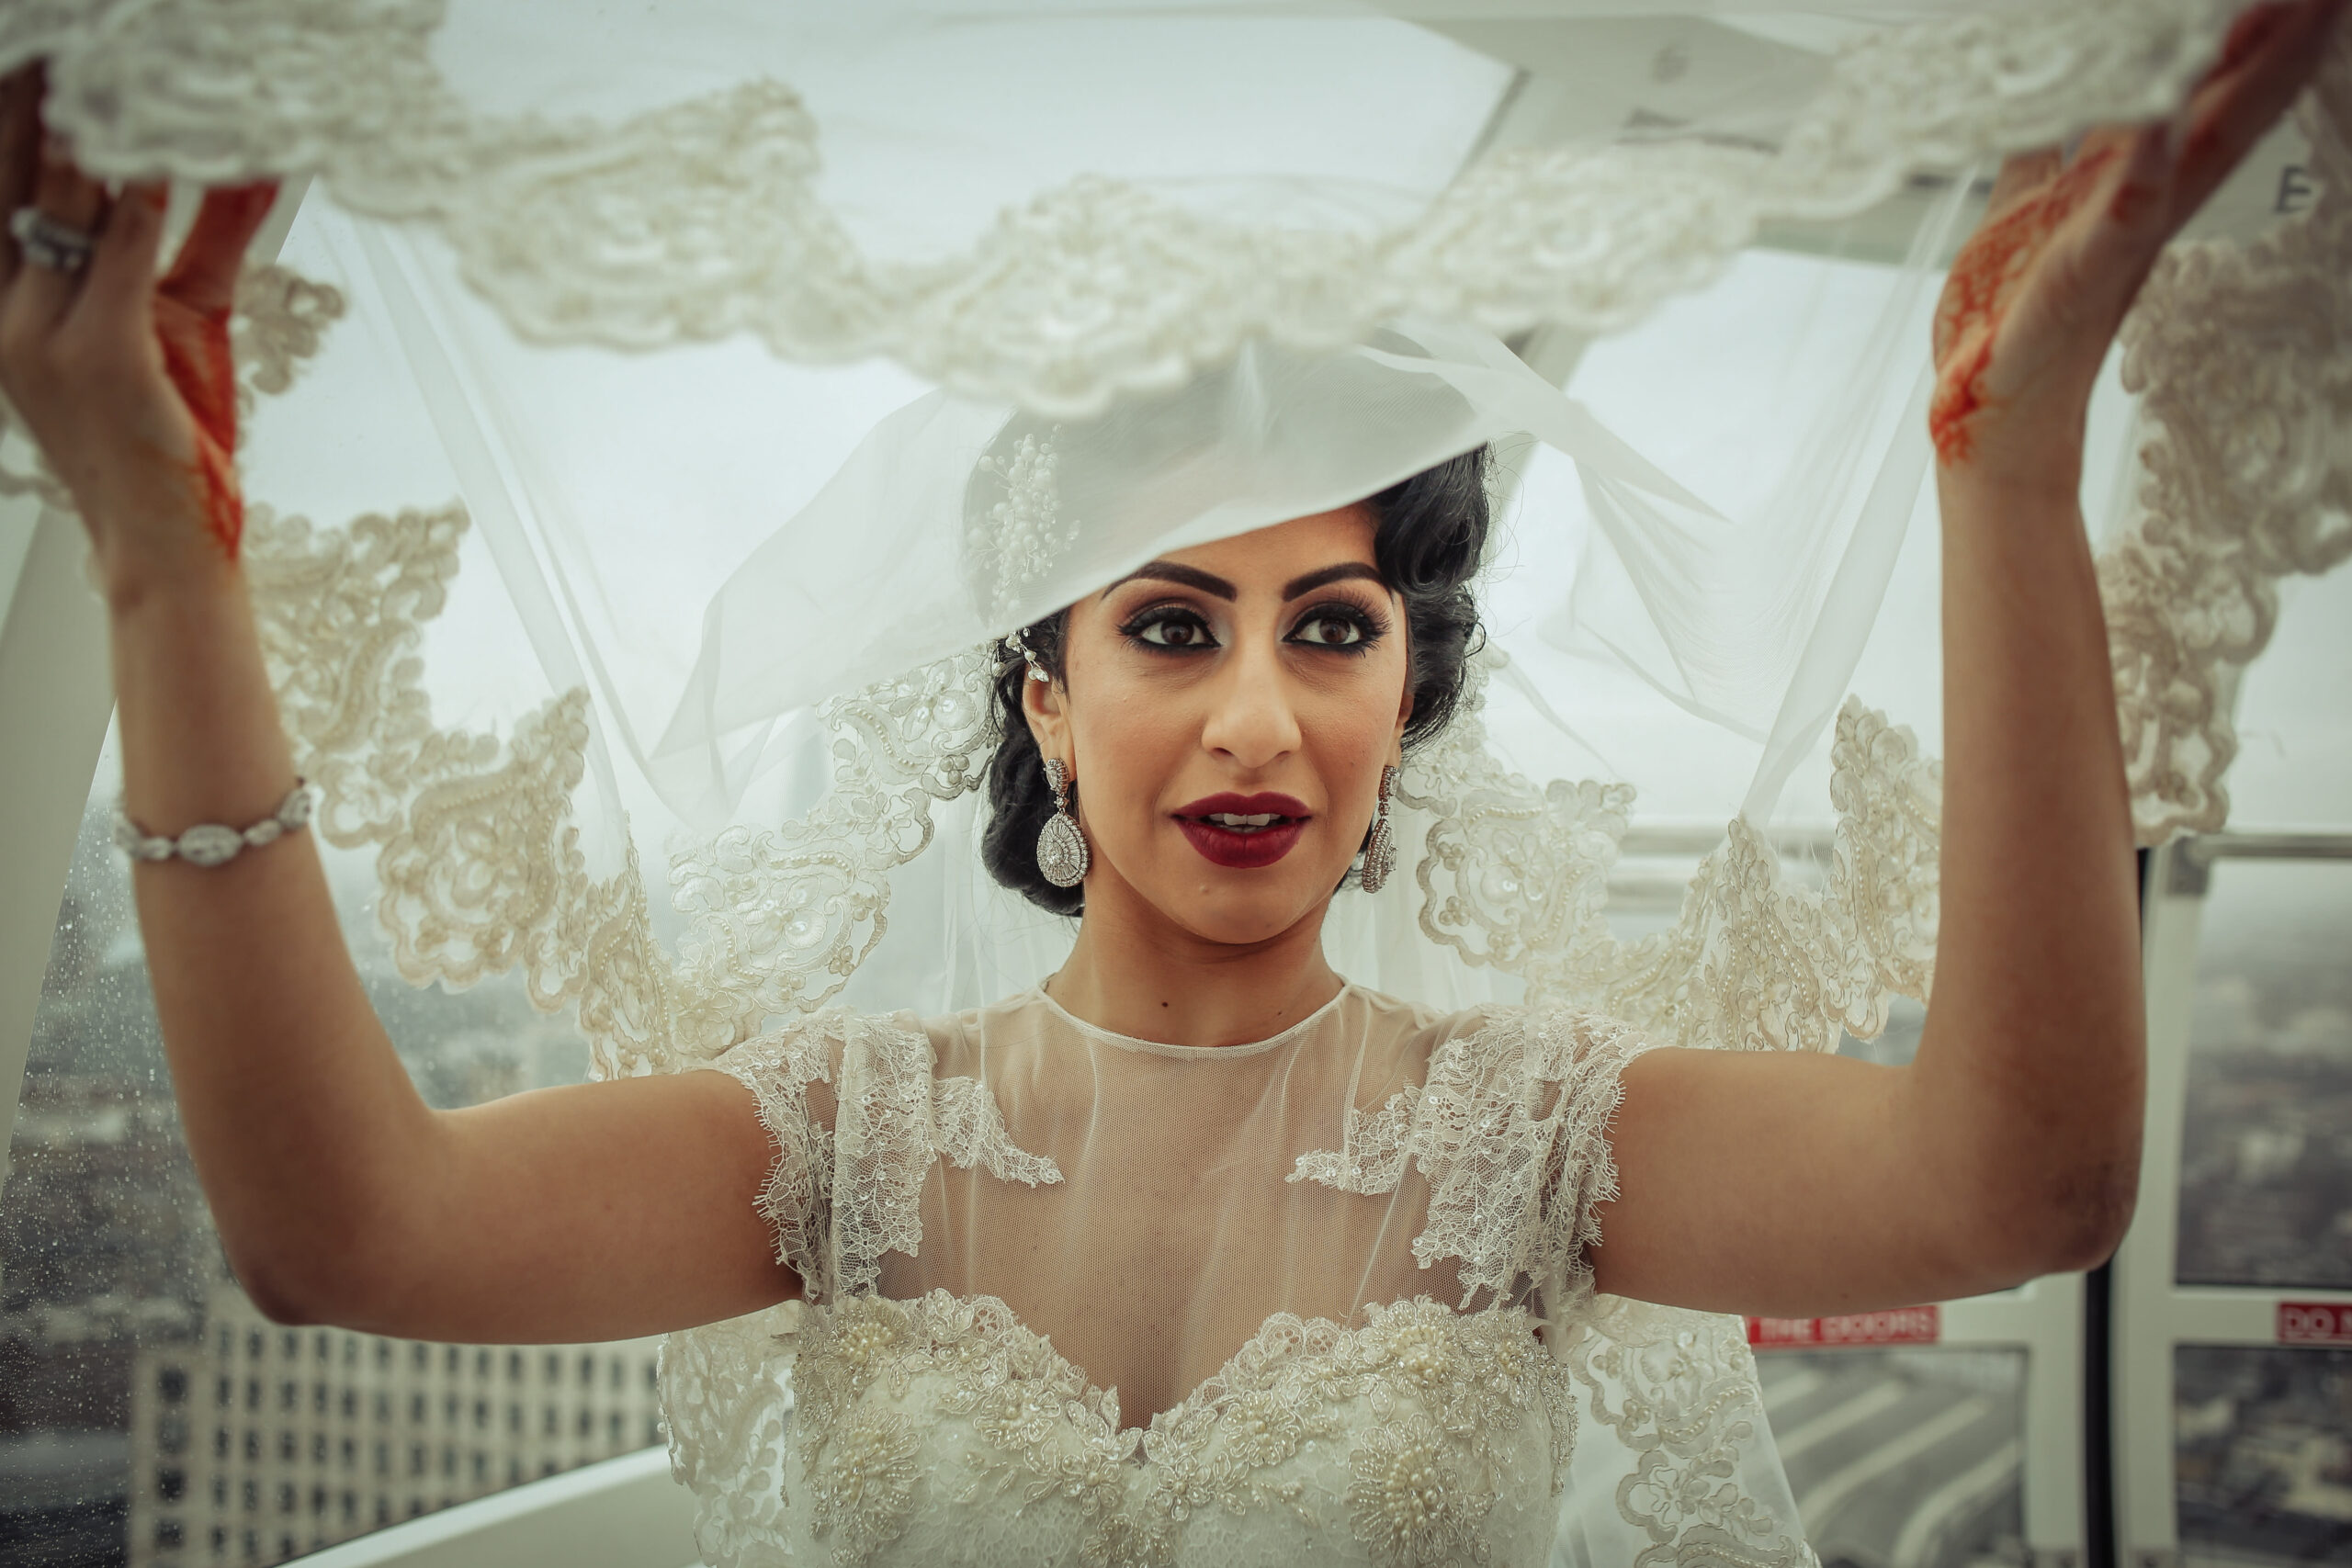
left=661, top=986, right=1655, bottom=1567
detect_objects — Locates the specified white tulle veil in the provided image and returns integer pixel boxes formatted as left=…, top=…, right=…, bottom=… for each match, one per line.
left=6, top=3, right=2352, bottom=1564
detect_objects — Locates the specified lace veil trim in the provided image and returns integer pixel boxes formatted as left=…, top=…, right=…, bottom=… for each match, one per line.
left=3, top=0, right=2255, bottom=418
left=2099, top=38, right=2352, bottom=838
left=2, top=17, right=2335, bottom=1091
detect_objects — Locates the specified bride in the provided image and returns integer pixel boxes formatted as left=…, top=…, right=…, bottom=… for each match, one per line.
left=1, top=4, right=2339, bottom=1563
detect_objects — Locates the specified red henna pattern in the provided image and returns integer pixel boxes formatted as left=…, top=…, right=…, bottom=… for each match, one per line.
left=151, top=181, right=277, bottom=561
left=1929, top=145, right=2122, bottom=465
left=158, top=304, right=242, bottom=558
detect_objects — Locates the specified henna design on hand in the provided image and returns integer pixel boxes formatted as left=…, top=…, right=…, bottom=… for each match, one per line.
left=1928, top=145, right=2120, bottom=467
left=155, top=181, right=278, bottom=561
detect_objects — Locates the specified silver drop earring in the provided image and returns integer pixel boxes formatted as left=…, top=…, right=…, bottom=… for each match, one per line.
left=1036, top=757, right=1090, bottom=888
left=1358, top=764, right=1397, bottom=895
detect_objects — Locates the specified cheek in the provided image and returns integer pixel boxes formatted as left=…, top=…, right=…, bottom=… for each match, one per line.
left=1321, top=681, right=1407, bottom=799
left=1066, top=675, right=1182, bottom=814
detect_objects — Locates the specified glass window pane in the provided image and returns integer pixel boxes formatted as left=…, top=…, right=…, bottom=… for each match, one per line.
left=2177, top=859, right=2352, bottom=1290
left=2176, top=1345, right=2352, bottom=1566
left=3, top=734, right=662, bottom=1568
left=1756, top=1347, right=2027, bottom=1568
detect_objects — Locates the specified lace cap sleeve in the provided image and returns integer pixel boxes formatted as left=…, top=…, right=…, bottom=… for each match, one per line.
left=707, top=1010, right=854, bottom=1302
left=708, top=1007, right=1059, bottom=1304
left=1526, top=1008, right=1655, bottom=1315
left=1403, top=1005, right=1656, bottom=1323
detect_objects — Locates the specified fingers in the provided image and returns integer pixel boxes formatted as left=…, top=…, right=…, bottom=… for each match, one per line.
left=1986, top=148, right=2063, bottom=215
left=2109, top=121, right=2177, bottom=234
left=6, top=129, right=109, bottom=334
left=78, top=180, right=168, bottom=326
left=2063, top=121, right=2177, bottom=328
left=2173, top=0, right=2346, bottom=211
left=0, top=63, right=41, bottom=290
left=160, top=182, right=278, bottom=319
left=2217, top=0, right=2304, bottom=73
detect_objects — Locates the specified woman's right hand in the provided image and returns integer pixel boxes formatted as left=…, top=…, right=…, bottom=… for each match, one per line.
left=0, top=63, right=278, bottom=608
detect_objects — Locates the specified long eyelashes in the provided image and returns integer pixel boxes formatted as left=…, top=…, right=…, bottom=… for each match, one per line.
left=1114, top=598, right=1390, bottom=657
left=1117, top=603, right=1218, bottom=651
left=1287, top=599, right=1388, bottom=655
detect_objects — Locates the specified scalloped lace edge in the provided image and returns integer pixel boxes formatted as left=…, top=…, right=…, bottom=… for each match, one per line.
left=4, top=0, right=2248, bottom=416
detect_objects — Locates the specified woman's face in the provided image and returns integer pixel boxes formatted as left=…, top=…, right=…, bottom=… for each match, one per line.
left=1024, top=508, right=1411, bottom=945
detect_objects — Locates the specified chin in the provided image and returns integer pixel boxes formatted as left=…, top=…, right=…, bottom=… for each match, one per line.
left=1170, top=888, right=1326, bottom=946
left=1155, top=857, right=1346, bottom=946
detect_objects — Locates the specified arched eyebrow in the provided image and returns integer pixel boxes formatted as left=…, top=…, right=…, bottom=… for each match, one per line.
left=1281, top=562, right=1385, bottom=601
left=1100, top=562, right=1234, bottom=601
left=1099, top=559, right=1385, bottom=603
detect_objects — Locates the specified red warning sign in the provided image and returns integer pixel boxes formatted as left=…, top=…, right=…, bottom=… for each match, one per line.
left=2278, top=1302, right=2352, bottom=1345
left=1747, top=1306, right=1940, bottom=1349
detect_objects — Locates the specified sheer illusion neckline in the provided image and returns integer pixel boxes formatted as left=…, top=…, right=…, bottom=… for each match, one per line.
left=1032, top=980, right=1360, bottom=1059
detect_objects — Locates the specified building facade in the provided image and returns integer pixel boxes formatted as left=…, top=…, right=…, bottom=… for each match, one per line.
left=125, top=1277, right=664, bottom=1568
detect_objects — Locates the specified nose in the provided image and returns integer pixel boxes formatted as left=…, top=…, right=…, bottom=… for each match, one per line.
left=1198, top=634, right=1302, bottom=773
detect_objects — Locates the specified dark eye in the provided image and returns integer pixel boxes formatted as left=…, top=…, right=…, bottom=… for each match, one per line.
left=1291, top=610, right=1368, bottom=648
left=1123, top=606, right=1219, bottom=650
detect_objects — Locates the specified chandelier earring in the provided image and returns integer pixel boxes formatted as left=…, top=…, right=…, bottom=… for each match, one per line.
left=1036, top=757, right=1090, bottom=888
left=1358, top=763, right=1397, bottom=895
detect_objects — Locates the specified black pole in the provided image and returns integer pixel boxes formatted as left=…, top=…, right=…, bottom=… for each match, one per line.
left=2084, top=1255, right=2119, bottom=1568
left=2083, top=843, right=2154, bottom=1568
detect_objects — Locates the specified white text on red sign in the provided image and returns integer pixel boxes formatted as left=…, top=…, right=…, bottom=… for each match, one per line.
left=1747, top=1306, right=1940, bottom=1348
left=2278, top=1302, right=2352, bottom=1345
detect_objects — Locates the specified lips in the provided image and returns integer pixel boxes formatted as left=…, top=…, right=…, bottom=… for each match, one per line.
left=1172, top=792, right=1313, bottom=871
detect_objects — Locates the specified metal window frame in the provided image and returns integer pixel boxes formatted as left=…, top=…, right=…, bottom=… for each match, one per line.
left=1944, top=1273, right=2093, bottom=1566
left=2112, top=833, right=2352, bottom=1568
left=0, top=501, right=114, bottom=1174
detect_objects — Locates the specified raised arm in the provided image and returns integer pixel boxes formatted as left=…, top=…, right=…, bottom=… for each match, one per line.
left=1591, top=0, right=2342, bottom=1316
left=0, top=69, right=795, bottom=1342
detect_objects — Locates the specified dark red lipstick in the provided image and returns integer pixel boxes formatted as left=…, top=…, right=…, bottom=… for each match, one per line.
left=1172, top=792, right=1313, bottom=870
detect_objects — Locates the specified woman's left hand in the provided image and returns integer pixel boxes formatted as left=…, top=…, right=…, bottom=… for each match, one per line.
left=1930, top=0, right=2345, bottom=495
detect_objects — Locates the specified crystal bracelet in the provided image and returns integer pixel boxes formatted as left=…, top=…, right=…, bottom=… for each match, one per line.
left=111, top=780, right=316, bottom=868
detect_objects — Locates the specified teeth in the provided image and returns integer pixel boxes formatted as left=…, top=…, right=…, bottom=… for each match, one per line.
left=1207, top=812, right=1283, bottom=829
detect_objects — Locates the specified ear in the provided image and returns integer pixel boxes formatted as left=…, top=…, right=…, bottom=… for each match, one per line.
left=1022, top=667, right=1072, bottom=767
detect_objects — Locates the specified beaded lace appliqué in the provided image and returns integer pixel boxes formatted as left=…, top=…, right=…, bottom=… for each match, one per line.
left=771, top=1291, right=1575, bottom=1568
left=970, top=430, right=1080, bottom=628
left=1290, top=1008, right=1652, bottom=1316
left=715, top=1012, right=1063, bottom=1304
left=671, top=1009, right=1622, bottom=1568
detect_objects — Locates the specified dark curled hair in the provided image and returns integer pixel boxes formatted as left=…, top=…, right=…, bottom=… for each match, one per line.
left=982, top=447, right=1491, bottom=915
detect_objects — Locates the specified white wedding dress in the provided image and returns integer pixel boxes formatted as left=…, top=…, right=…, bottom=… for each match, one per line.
left=660, top=986, right=1799, bottom=1568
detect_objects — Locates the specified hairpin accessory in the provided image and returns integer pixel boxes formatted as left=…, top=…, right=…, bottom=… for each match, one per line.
left=1003, top=629, right=1052, bottom=682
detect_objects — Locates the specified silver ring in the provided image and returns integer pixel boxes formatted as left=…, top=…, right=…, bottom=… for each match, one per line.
left=8, top=206, right=96, bottom=275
